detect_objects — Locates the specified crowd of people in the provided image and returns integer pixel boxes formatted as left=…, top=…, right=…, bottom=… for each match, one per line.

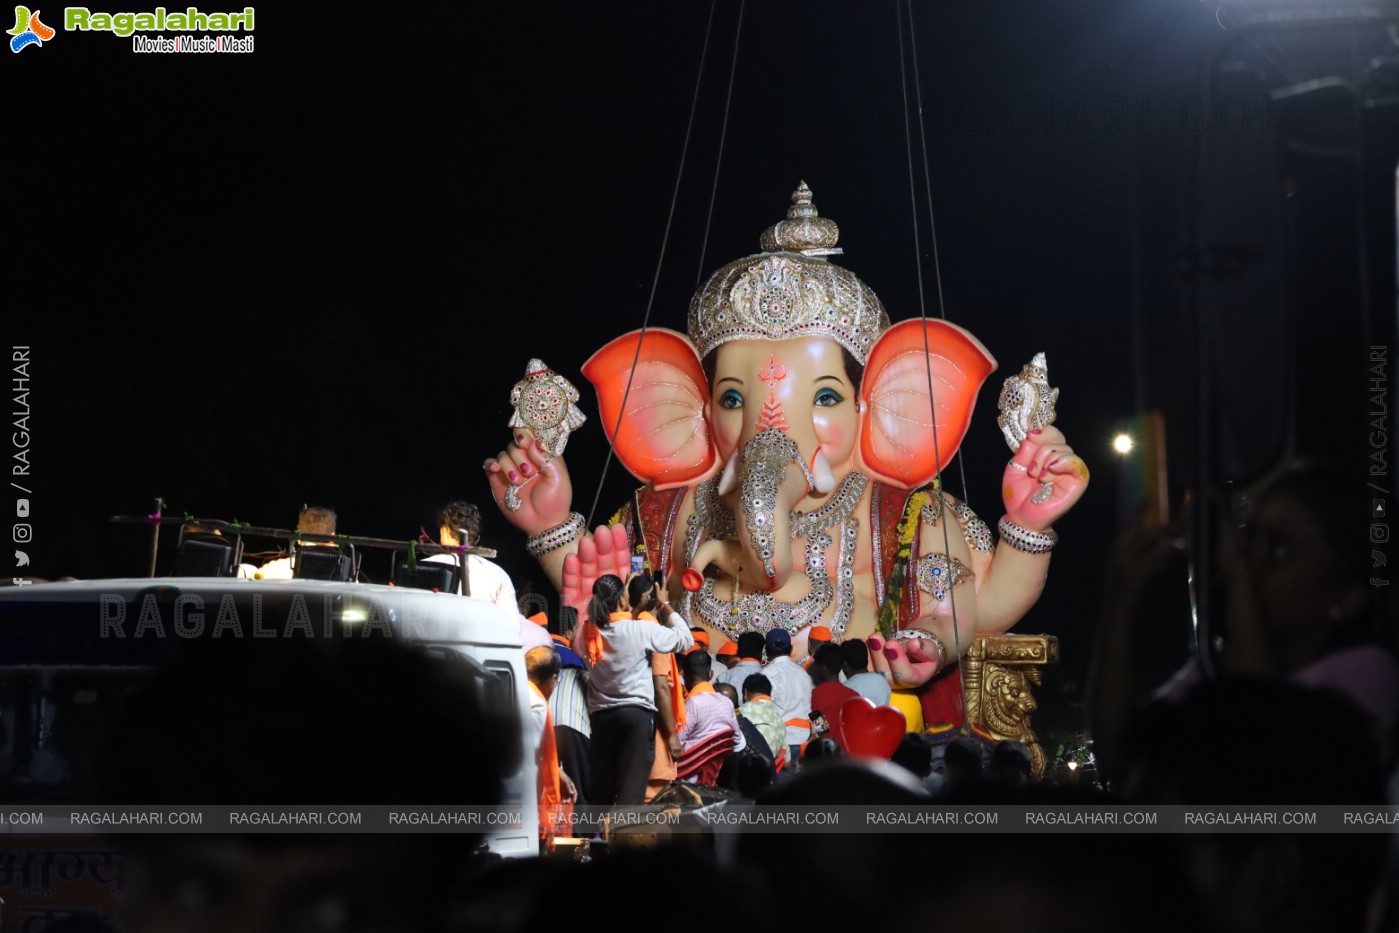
left=521, top=570, right=962, bottom=817
left=222, top=499, right=969, bottom=820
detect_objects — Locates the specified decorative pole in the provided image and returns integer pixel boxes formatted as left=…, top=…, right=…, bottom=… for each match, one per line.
left=147, top=497, right=165, bottom=578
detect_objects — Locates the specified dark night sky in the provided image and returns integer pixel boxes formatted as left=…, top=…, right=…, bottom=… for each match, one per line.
left=8, top=1, right=1389, bottom=682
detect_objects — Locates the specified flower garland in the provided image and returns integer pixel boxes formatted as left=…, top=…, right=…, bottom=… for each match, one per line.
left=877, top=484, right=933, bottom=639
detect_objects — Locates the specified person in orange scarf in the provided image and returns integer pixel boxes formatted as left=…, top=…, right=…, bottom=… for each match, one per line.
left=678, top=649, right=743, bottom=755
left=687, top=627, right=711, bottom=655
left=801, top=625, right=833, bottom=671
left=574, top=574, right=693, bottom=806
left=526, top=646, right=577, bottom=845
left=628, top=574, right=688, bottom=801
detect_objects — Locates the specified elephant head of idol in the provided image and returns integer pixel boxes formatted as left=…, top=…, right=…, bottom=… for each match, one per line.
left=583, top=182, right=997, bottom=594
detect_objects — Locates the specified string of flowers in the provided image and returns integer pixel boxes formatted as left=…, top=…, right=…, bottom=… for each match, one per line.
left=877, top=484, right=933, bottom=639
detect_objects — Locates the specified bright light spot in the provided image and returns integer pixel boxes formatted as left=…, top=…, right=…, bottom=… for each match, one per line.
left=1067, top=760, right=1079, bottom=770
left=1112, top=434, right=1134, bottom=454
left=340, top=608, right=368, bottom=624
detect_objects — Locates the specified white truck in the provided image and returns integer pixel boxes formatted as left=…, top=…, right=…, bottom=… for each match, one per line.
left=0, top=577, right=541, bottom=857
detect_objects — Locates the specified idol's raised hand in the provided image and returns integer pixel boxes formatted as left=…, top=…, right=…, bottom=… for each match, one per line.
left=484, top=429, right=574, bottom=537
left=1002, top=426, right=1088, bottom=532
left=560, top=523, right=633, bottom=619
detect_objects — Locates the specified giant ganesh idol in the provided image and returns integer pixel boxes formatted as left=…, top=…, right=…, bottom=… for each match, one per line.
left=486, top=183, right=1088, bottom=732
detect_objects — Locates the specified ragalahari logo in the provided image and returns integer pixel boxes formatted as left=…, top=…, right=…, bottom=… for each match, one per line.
left=9, top=6, right=54, bottom=52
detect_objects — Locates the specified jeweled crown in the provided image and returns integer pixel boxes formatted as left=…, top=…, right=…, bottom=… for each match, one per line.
left=687, top=183, right=891, bottom=366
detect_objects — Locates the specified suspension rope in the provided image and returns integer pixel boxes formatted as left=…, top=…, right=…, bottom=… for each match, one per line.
left=897, top=0, right=966, bottom=724
left=585, top=0, right=719, bottom=530
left=695, top=0, right=747, bottom=288
left=906, top=0, right=973, bottom=512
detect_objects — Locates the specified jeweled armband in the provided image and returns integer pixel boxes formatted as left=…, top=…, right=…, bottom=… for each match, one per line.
left=921, top=494, right=995, bottom=554
left=997, top=516, right=1058, bottom=554
left=915, top=553, right=974, bottom=602
left=526, top=512, right=586, bottom=558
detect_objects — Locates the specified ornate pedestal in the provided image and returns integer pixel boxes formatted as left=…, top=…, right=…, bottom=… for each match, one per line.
left=962, top=633, right=1059, bottom=778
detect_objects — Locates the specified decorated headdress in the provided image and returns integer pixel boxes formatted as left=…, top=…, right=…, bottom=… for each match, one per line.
left=686, top=182, right=892, bottom=366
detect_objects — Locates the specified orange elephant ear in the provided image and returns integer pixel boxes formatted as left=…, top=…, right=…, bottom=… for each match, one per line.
left=582, top=328, right=719, bottom=491
left=858, top=319, right=997, bottom=490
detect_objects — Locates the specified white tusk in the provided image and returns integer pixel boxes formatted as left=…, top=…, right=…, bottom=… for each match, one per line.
left=718, top=451, right=740, bottom=496
left=811, top=449, right=836, bottom=494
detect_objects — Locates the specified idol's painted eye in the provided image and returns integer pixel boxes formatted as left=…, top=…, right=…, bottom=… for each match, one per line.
left=813, top=387, right=846, bottom=408
left=719, top=389, right=745, bottom=410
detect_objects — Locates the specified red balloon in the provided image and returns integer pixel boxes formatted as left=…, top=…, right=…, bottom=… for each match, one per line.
left=839, top=697, right=906, bottom=759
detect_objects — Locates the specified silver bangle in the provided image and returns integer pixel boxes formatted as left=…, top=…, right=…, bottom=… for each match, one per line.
left=526, top=512, right=586, bottom=558
left=997, top=516, right=1058, bottom=554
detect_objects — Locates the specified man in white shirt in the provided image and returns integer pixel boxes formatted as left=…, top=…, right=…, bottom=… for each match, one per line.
left=422, top=499, right=518, bottom=615
left=242, top=505, right=339, bottom=580
left=714, top=632, right=766, bottom=693
left=762, top=629, right=812, bottom=767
